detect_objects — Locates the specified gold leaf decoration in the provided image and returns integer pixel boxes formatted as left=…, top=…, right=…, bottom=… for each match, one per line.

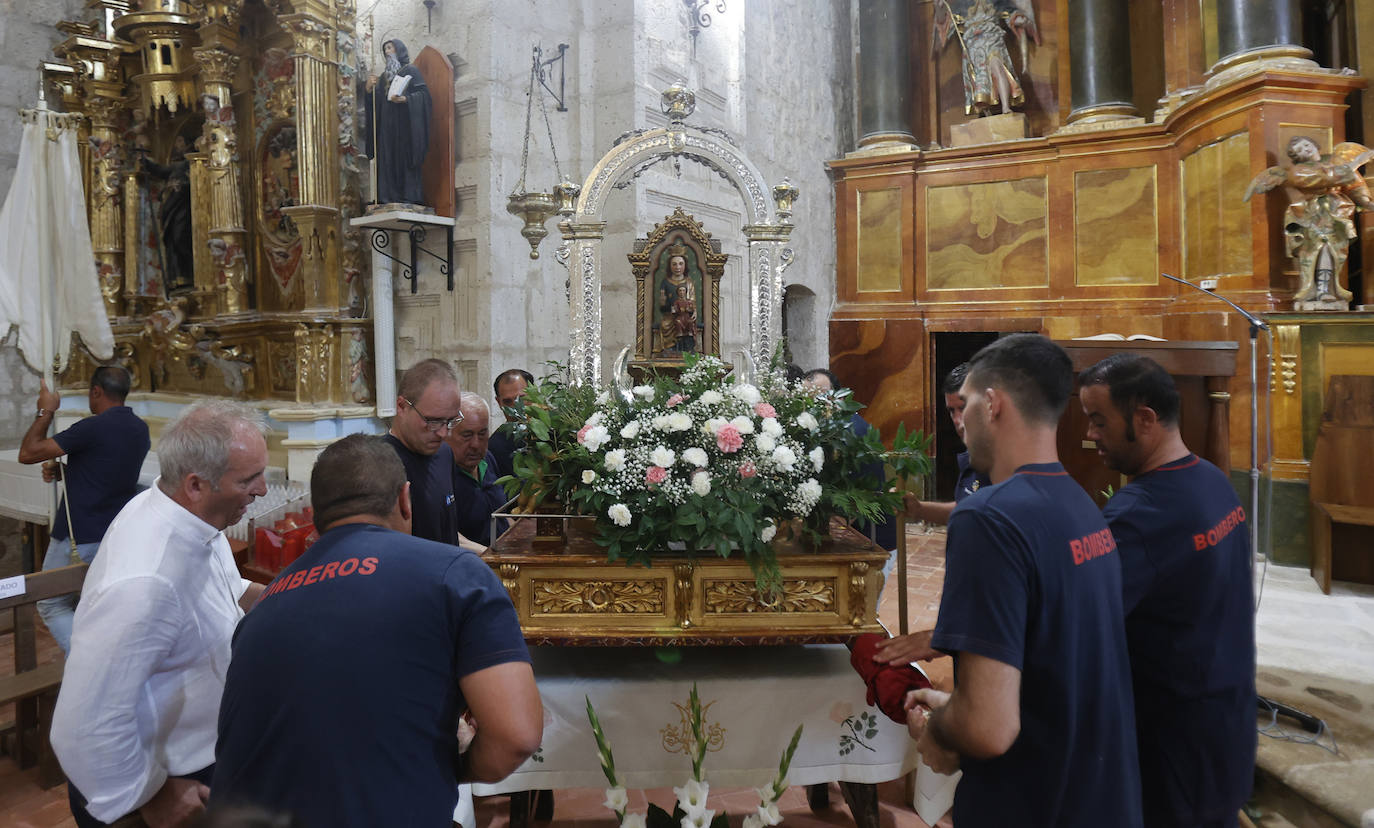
left=533, top=579, right=666, bottom=615
left=703, top=578, right=834, bottom=614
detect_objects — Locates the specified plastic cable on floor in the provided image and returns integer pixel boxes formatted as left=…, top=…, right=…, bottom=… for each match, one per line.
left=1257, top=696, right=1340, bottom=756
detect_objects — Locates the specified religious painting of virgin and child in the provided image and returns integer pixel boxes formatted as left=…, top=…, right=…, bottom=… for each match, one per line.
left=628, top=208, right=726, bottom=367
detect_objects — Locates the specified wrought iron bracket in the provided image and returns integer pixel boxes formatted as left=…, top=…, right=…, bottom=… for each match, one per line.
left=368, top=221, right=453, bottom=293
left=537, top=43, right=569, bottom=112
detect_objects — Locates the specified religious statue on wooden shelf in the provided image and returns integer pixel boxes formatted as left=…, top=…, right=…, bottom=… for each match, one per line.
left=656, top=244, right=702, bottom=357
left=139, top=134, right=195, bottom=294
left=933, top=0, right=1040, bottom=116
left=363, top=39, right=432, bottom=208
left=1245, top=135, right=1374, bottom=309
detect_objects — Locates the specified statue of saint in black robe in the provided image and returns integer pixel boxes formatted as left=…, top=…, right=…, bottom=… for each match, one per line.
left=140, top=135, right=194, bottom=293
left=363, top=39, right=432, bottom=207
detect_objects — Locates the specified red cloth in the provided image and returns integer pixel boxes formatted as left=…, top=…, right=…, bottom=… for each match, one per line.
left=849, top=633, right=933, bottom=725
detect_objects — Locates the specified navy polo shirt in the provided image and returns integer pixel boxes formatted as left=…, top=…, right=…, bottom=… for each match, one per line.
left=384, top=434, right=458, bottom=545
left=1104, top=454, right=1256, bottom=826
left=954, top=450, right=990, bottom=503
left=52, top=406, right=150, bottom=543
left=213, top=523, right=530, bottom=827
left=488, top=427, right=521, bottom=481
left=452, top=451, right=509, bottom=546
left=933, top=463, right=1142, bottom=828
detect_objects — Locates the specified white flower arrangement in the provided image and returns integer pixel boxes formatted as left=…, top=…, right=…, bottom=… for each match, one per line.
left=586, top=686, right=802, bottom=828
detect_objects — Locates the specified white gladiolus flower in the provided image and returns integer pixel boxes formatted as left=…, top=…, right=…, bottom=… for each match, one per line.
left=682, top=447, right=709, bottom=467
left=582, top=470, right=597, bottom=484
left=810, top=446, right=825, bottom=472
left=649, top=445, right=677, bottom=468
left=633, top=384, right=655, bottom=401
left=608, top=503, right=632, bottom=526
left=699, top=389, right=724, bottom=405
left=604, top=449, right=627, bottom=471
left=796, top=411, right=819, bottom=432
left=730, top=415, right=755, bottom=435
left=667, top=412, right=693, bottom=432
left=772, top=445, right=797, bottom=470
left=756, top=801, right=782, bottom=826
left=742, top=816, right=763, bottom=828
left=761, top=417, right=783, bottom=437
left=755, top=786, right=777, bottom=805
left=583, top=426, right=611, bottom=452
left=760, top=521, right=777, bottom=543
left=681, top=812, right=716, bottom=828
left=755, top=433, right=776, bottom=453
left=620, top=421, right=641, bottom=439
left=603, top=786, right=628, bottom=812
left=691, top=471, right=712, bottom=496
left=674, top=779, right=711, bottom=821
left=621, top=814, right=647, bottom=828
left=731, top=384, right=761, bottom=405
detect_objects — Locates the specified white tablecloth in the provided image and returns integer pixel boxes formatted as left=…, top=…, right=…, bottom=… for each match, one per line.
left=471, top=644, right=920, bottom=795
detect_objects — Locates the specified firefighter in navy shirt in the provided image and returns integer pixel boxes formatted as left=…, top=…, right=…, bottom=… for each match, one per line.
left=384, top=358, right=463, bottom=544
left=906, top=334, right=1143, bottom=828
left=1080, top=353, right=1255, bottom=828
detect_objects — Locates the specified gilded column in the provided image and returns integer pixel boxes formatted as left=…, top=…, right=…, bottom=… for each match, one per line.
left=855, top=0, right=916, bottom=151
left=194, top=37, right=250, bottom=315
left=1209, top=0, right=1314, bottom=82
left=1065, top=0, right=1138, bottom=126
left=85, top=95, right=126, bottom=319
left=280, top=10, right=342, bottom=312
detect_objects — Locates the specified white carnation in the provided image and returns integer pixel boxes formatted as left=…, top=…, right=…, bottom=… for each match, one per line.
left=604, top=449, right=627, bottom=471
left=582, top=470, right=597, bottom=484
left=620, top=421, right=641, bottom=439
left=682, top=447, right=709, bottom=467
left=595, top=390, right=610, bottom=405
left=772, top=445, right=797, bottom=470
left=699, top=389, right=724, bottom=405
left=649, top=445, right=677, bottom=468
left=796, top=411, right=819, bottom=432
left=608, top=503, right=632, bottom=526
left=705, top=417, right=729, bottom=435
left=729, top=415, right=755, bottom=435
left=651, top=414, right=671, bottom=431
left=799, top=478, right=822, bottom=501
left=755, top=433, right=776, bottom=453
left=583, top=425, right=611, bottom=452
left=632, top=384, right=655, bottom=401
left=586, top=411, right=605, bottom=427
left=730, top=384, right=762, bottom=405
left=667, top=412, right=693, bottom=432
left=761, top=417, right=783, bottom=437
left=760, top=521, right=777, bottom=543
left=691, top=471, right=712, bottom=496
left=809, top=446, right=825, bottom=472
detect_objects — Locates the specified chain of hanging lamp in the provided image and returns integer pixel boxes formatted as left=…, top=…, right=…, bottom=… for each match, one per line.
left=509, top=45, right=577, bottom=260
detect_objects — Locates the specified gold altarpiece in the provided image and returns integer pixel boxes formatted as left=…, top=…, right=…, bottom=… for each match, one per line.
left=41, top=0, right=371, bottom=406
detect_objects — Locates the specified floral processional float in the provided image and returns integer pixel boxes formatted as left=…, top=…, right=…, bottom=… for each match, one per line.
left=497, top=353, right=932, bottom=599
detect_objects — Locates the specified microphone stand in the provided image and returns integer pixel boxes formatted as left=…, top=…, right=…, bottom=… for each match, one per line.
left=1159, top=274, right=1320, bottom=734
left=1160, top=273, right=1266, bottom=568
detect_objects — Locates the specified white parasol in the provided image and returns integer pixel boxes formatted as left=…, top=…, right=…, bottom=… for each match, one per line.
left=0, top=83, right=114, bottom=384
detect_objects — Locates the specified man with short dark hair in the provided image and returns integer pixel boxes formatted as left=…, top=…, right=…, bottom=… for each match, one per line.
left=448, top=392, right=510, bottom=547
left=1080, top=353, right=1255, bottom=828
left=52, top=400, right=269, bottom=828
left=18, top=367, right=150, bottom=654
left=211, top=434, right=542, bottom=827
left=905, top=333, right=1142, bottom=828
left=489, top=368, right=533, bottom=480
left=386, top=358, right=462, bottom=544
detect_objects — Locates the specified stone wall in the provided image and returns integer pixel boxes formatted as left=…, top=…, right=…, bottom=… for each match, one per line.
left=368, top=0, right=851, bottom=404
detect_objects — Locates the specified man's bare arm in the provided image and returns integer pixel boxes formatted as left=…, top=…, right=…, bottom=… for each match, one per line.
left=925, top=651, right=1021, bottom=759
left=458, top=661, right=542, bottom=782
left=18, top=382, right=65, bottom=464
left=238, top=582, right=265, bottom=612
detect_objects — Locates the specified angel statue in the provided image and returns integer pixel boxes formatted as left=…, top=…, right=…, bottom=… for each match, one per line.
left=1245, top=136, right=1374, bottom=308
left=934, top=0, right=1040, bottom=116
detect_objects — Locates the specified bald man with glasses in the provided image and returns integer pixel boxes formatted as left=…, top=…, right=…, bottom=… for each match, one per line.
left=384, top=359, right=464, bottom=544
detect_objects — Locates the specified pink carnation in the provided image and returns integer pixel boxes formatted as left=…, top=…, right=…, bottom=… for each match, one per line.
left=666, top=394, right=685, bottom=407
left=753, top=402, right=777, bottom=418
left=739, top=461, right=757, bottom=478
left=716, top=425, right=744, bottom=453
left=576, top=424, right=592, bottom=444
left=645, top=465, right=668, bottom=485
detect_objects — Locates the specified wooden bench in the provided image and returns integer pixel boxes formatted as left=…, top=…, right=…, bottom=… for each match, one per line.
left=0, top=562, right=87, bottom=788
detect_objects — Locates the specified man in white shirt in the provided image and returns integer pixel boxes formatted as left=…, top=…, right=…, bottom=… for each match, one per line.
left=51, top=399, right=269, bottom=828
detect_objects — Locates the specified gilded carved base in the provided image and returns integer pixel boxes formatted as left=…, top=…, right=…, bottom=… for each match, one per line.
left=485, top=518, right=886, bottom=646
